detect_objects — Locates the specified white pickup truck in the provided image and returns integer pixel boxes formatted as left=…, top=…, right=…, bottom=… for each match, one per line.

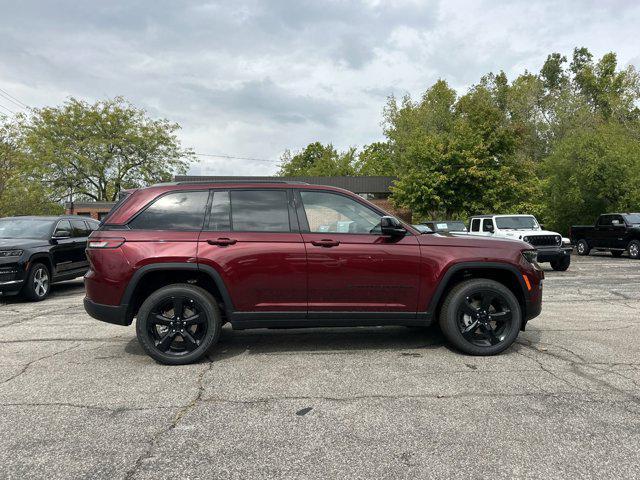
left=468, top=215, right=572, bottom=271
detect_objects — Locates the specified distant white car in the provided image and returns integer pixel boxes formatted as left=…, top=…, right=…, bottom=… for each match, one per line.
left=468, top=214, right=572, bottom=271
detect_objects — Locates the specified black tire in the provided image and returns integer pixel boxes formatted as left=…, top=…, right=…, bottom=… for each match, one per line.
left=550, top=256, right=571, bottom=271
left=629, top=240, right=640, bottom=259
left=136, top=284, right=222, bottom=365
left=611, top=251, right=624, bottom=258
left=439, top=279, right=521, bottom=356
left=22, top=262, right=51, bottom=301
left=576, top=239, right=590, bottom=256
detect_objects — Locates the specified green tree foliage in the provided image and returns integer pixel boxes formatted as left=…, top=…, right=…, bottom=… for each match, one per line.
left=0, top=122, right=62, bottom=216
left=281, top=48, right=640, bottom=232
left=19, top=97, right=194, bottom=202
left=278, top=142, right=357, bottom=176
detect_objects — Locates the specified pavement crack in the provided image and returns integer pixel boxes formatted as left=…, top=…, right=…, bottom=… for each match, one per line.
left=122, top=358, right=214, bottom=480
left=1, top=344, right=80, bottom=385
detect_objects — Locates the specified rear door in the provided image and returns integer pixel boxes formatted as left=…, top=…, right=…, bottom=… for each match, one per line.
left=197, top=189, right=307, bottom=315
left=297, top=189, right=420, bottom=314
left=594, top=215, right=612, bottom=247
left=70, top=219, right=91, bottom=270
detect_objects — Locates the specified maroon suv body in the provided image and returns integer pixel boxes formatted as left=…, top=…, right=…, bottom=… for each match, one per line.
left=84, top=181, right=543, bottom=364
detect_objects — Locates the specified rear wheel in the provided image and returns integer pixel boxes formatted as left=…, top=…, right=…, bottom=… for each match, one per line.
left=439, top=279, right=521, bottom=355
left=136, top=284, right=222, bottom=365
left=22, top=263, right=50, bottom=301
left=576, top=239, right=590, bottom=256
left=628, top=240, right=640, bottom=259
left=550, top=256, right=571, bottom=271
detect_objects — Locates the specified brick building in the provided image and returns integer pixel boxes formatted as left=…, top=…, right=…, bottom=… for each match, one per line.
left=65, top=176, right=409, bottom=221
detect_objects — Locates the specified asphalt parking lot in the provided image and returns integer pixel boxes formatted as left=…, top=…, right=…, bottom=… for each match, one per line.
left=1, top=254, right=639, bottom=480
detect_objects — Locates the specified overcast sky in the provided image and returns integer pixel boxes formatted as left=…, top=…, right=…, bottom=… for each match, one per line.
left=1, top=0, right=639, bottom=175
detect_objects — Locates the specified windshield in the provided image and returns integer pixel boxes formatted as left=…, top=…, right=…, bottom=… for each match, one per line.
left=436, top=221, right=467, bottom=232
left=623, top=214, right=640, bottom=225
left=495, top=216, right=538, bottom=230
left=0, top=218, right=54, bottom=239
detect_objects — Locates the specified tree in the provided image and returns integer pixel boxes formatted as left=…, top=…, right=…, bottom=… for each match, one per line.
left=278, top=142, right=357, bottom=176
left=0, top=121, right=62, bottom=216
left=543, top=122, right=640, bottom=233
left=20, top=97, right=194, bottom=202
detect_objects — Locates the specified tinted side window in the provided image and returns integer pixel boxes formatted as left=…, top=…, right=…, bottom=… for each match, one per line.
left=71, top=219, right=90, bottom=237
left=229, top=190, right=290, bottom=232
left=86, top=220, right=99, bottom=231
left=54, top=220, right=72, bottom=237
left=129, top=191, right=209, bottom=230
left=598, top=216, right=612, bottom=226
left=300, top=191, right=382, bottom=234
left=208, top=191, right=231, bottom=231
left=471, top=219, right=480, bottom=232
left=482, top=219, right=493, bottom=232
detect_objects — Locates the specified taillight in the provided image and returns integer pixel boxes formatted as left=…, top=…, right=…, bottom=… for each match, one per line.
left=87, top=238, right=125, bottom=249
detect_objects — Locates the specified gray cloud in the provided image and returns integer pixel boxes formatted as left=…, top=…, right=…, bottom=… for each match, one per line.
left=0, top=0, right=639, bottom=175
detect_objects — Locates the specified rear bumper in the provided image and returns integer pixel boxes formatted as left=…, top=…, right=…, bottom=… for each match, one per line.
left=536, top=246, right=572, bottom=263
left=83, top=297, right=130, bottom=326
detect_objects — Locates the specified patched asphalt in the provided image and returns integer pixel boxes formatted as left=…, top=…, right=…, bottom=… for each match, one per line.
left=1, top=254, right=639, bottom=479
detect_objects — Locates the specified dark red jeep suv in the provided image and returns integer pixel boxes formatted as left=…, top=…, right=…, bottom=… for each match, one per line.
left=84, top=181, right=543, bottom=364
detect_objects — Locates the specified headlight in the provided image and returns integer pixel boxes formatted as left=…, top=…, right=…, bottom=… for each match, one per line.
left=0, top=249, right=23, bottom=257
left=522, top=236, right=530, bottom=243
left=556, top=235, right=562, bottom=245
left=522, top=250, right=538, bottom=264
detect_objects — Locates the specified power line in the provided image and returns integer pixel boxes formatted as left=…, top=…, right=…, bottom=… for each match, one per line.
left=194, top=152, right=279, bottom=163
left=0, top=103, right=17, bottom=115
left=0, top=87, right=29, bottom=109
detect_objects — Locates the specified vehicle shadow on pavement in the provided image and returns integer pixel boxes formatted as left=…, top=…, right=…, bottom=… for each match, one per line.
left=120, top=325, right=447, bottom=362
left=211, top=327, right=446, bottom=362
left=0, top=279, right=85, bottom=305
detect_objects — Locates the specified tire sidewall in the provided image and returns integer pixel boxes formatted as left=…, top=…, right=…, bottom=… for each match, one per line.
left=576, top=240, right=589, bottom=256
left=136, top=284, right=221, bottom=365
left=23, top=262, right=50, bottom=301
left=439, top=279, right=522, bottom=356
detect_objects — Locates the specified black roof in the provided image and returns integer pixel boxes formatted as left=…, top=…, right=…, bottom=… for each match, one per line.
left=173, top=175, right=396, bottom=193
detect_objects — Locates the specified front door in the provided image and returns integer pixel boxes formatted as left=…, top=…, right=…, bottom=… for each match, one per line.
left=197, top=189, right=307, bottom=315
left=296, top=189, right=421, bottom=314
left=50, top=220, right=76, bottom=276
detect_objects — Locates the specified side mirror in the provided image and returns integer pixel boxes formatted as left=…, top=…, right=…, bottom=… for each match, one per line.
left=539, top=224, right=545, bottom=230
left=52, top=229, right=71, bottom=240
left=380, top=216, right=406, bottom=237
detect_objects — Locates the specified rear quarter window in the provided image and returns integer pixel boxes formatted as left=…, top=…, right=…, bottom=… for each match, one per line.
left=129, top=191, right=209, bottom=230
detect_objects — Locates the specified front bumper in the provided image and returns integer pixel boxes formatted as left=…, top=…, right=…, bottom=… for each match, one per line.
left=536, top=246, right=572, bottom=263
left=83, top=297, right=131, bottom=326
left=0, top=259, right=26, bottom=296
left=0, top=279, right=24, bottom=296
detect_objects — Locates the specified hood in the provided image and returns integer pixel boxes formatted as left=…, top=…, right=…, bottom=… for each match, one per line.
left=417, top=232, right=529, bottom=250
left=0, top=238, right=48, bottom=249
left=500, top=229, right=561, bottom=239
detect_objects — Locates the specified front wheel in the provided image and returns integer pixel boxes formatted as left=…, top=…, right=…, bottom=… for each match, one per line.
left=136, top=284, right=222, bottom=365
left=439, top=279, right=522, bottom=355
left=22, top=263, right=51, bottom=301
left=629, top=240, right=640, bottom=259
left=550, top=256, right=571, bottom=271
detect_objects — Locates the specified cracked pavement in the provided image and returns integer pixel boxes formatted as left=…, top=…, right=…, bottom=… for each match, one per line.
left=1, top=254, right=639, bottom=479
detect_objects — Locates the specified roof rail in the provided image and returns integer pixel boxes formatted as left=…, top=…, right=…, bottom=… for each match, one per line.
left=172, top=180, right=310, bottom=185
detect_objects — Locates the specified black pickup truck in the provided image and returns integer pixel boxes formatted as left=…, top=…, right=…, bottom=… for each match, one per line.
left=570, top=213, right=640, bottom=259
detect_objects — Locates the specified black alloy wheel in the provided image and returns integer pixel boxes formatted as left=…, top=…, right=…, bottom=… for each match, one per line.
left=136, top=284, right=221, bottom=365
left=439, top=279, right=521, bottom=355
